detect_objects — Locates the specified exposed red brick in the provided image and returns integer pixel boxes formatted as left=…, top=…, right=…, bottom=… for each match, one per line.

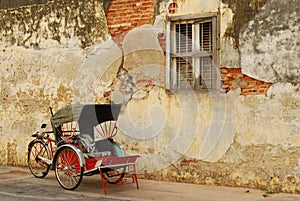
left=220, top=67, right=272, bottom=96
left=106, top=0, right=156, bottom=45
left=232, top=73, right=244, bottom=79
left=247, top=80, right=257, bottom=86
left=259, top=84, right=271, bottom=88
left=181, top=159, right=198, bottom=164
left=259, top=89, right=266, bottom=94
left=256, top=80, right=264, bottom=85
left=222, top=84, right=230, bottom=89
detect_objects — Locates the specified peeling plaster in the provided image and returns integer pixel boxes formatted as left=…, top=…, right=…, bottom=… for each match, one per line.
left=0, top=0, right=108, bottom=49
left=221, top=0, right=267, bottom=49
left=74, top=38, right=122, bottom=103
left=240, top=0, right=300, bottom=83
left=112, top=25, right=165, bottom=104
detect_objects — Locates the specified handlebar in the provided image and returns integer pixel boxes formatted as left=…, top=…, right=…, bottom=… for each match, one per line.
left=49, top=107, right=54, bottom=117
left=43, top=131, right=54, bottom=134
left=32, top=131, right=51, bottom=139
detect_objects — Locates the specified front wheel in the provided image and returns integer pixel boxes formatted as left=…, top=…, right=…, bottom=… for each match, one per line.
left=54, top=146, right=83, bottom=190
left=28, top=140, right=51, bottom=178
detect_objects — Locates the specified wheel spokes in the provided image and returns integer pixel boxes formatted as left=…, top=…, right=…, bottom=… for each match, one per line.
left=55, top=147, right=83, bottom=190
left=28, top=141, right=51, bottom=178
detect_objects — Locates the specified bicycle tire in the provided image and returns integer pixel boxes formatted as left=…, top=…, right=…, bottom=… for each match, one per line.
left=27, top=140, right=51, bottom=178
left=54, top=146, right=83, bottom=190
left=102, top=143, right=125, bottom=184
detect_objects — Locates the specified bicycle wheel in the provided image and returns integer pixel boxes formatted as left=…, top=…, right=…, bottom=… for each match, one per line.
left=103, top=143, right=125, bottom=184
left=28, top=140, right=51, bottom=178
left=54, top=146, right=83, bottom=190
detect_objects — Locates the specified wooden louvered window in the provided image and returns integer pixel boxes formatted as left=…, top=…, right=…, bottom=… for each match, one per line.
left=167, top=13, right=219, bottom=91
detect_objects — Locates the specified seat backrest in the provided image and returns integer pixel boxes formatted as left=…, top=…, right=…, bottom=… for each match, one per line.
left=94, top=139, right=116, bottom=156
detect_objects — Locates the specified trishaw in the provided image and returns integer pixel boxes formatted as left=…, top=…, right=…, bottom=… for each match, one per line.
left=27, top=104, right=139, bottom=194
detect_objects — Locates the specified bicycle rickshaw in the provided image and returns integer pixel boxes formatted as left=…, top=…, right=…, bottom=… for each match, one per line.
left=28, top=104, right=139, bottom=194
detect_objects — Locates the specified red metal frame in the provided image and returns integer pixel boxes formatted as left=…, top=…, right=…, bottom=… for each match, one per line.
left=97, top=155, right=139, bottom=195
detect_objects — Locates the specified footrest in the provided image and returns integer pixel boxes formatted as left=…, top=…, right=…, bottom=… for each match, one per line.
left=100, top=155, right=139, bottom=169
left=97, top=155, right=140, bottom=195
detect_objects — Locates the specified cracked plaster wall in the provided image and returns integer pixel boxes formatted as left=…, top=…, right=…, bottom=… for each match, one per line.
left=0, top=0, right=108, bottom=49
left=0, top=0, right=108, bottom=165
left=108, top=1, right=299, bottom=192
left=0, top=0, right=299, bottom=193
left=111, top=0, right=299, bottom=192
left=221, top=0, right=299, bottom=83
left=240, top=0, right=300, bottom=83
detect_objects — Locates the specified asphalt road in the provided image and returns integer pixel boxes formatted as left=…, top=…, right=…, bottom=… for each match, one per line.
left=0, top=166, right=299, bottom=201
left=0, top=181, right=125, bottom=201
left=0, top=167, right=127, bottom=201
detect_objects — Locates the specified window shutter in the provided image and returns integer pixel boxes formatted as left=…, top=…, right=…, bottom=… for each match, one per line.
left=200, top=22, right=212, bottom=51
left=166, top=12, right=219, bottom=92
left=195, top=20, right=214, bottom=89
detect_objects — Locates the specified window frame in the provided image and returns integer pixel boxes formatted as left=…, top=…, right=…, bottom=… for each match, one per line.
left=166, top=12, right=220, bottom=93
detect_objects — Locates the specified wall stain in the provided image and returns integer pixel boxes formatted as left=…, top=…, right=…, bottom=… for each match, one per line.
left=0, top=0, right=108, bottom=48
left=222, top=0, right=267, bottom=49
left=7, top=139, right=18, bottom=166
left=142, top=144, right=300, bottom=193
left=0, top=0, right=49, bottom=9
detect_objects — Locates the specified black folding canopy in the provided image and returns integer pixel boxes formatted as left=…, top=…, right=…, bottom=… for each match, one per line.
left=50, top=104, right=122, bottom=141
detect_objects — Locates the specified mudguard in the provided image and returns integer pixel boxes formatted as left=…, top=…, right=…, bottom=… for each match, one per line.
left=53, top=144, right=86, bottom=168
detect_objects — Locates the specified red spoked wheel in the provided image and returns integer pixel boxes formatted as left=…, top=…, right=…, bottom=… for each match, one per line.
left=54, top=146, right=83, bottom=190
left=28, top=140, right=51, bottom=178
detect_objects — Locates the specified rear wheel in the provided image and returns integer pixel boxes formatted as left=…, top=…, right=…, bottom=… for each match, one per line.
left=103, top=143, right=125, bottom=184
left=28, top=140, right=51, bottom=178
left=54, top=146, right=83, bottom=190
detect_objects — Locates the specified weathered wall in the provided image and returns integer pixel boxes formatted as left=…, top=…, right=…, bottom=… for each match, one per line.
left=0, top=0, right=108, bottom=49
left=220, top=0, right=267, bottom=68
left=0, top=0, right=49, bottom=9
left=111, top=0, right=299, bottom=193
left=0, top=0, right=299, bottom=194
left=240, top=0, right=300, bottom=83
left=0, top=0, right=108, bottom=165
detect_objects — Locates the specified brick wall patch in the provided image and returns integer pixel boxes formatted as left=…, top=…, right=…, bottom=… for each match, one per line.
left=221, top=67, right=272, bottom=96
left=106, top=0, right=156, bottom=46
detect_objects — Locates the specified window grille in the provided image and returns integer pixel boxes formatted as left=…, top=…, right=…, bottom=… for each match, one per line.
left=167, top=13, right=219, bottom=91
